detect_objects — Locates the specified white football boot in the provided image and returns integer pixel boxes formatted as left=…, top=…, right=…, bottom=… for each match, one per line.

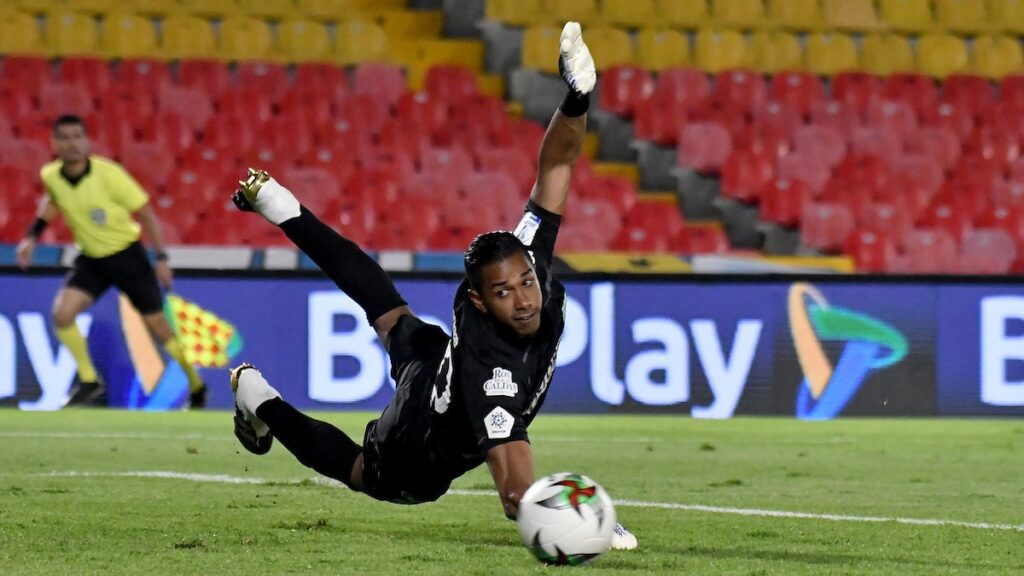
left=233, top=168, right=302, bottom=225
left=611, top=522, right=638, bottom=550
left=230, top=363, right=281, bottom=455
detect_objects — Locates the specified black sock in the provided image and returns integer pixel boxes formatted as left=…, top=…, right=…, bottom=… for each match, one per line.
left=279, top=206, right=407, bottom=324
left=255, top=398, right=362, bottom=489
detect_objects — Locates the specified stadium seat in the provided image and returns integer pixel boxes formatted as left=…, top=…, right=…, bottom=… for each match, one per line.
left=848, top=126, right=903, bottom=165
left=918, top=198, right=973, bottom=242
left=295, top=63, right=350, bottom=101
left=159, top=85, right=213, bottom=131
left=694, top=28, right=747, bottom=74
left=236, top=62, right=290, bottom=102
left=655, top=67, right=713, bottom=111
left=803, top=33, right=859, bottom=77
left=395, top=91, right=449, bottom=137
left=216, top=88, right=274, bottom=125
left=971, top=36, right=1024, bottom=80
left=120, top=141, right=176, bottom=184
left=635, top=28, right=690, bottom=71
left=624, top=201, right=686, bottom=237
left=138, top=113, right=195, bottom=156
left=220, top=17, right=275, bottom=61
left=858, top=202, right=913, bottom=239
left=46, top=11, right=100, bottom=56
left=0, top=138, right=52, bottom=169
left=809, top=100, right=861, bottom=135
left=603, top=0, right=657, bottom=28
left=759, top=178, right=808, bottom=227
left=236, top=0, right=294, bottom=20
left=893, top=154, right=945, bottom=195
left=715, top=70, right=768, bottom=114
left=766, top=0, right=824, bottom=31
left=484, top=0, right=544, bottom=27
left=821, top=0, right=882, bottom=32
left=0, top=10, right=44, bottom=54
left=860, top=34, right=915, bottom=77
left=352, top=64, right=406, bottom=110
left=832, top=72, right=883, bottom=115
left=39, top=83, right=95, bottom=118
left=721, top=150, right=774, bottom=203
left=944, top=75, right=996, bottom=117
left=544, top=0, right=602, bottom=28
left=581, top=27, right=635, bottom=70
left=744, top=31, right=802, bottom=74
left=934, top=0, right=990, bottom=35
left=712, top=0, right=766, bottom=29
left=277, top=19, right=332, bottom=63
left=674, top=223, right=729, bottom=254
left=919, top=101, right=976, bottom=141
left=844, top=229, right=897, bottom=272
left=883, top=73, right=938, bottom=117
left=101, top=12, right=158, bottom=58
left=778, top=151, right=831, bottom=192
left=989, top=0, right=1024, bottom=35
left=335, top=18, right=390, bottom=65
left=901, top=228, right=958, bottom=273
left=801, top=202, right=855, bottom=252
left=657, top=0, right=711, bottom=28
left=420, top=147, right=474, bottom=184
left=178, top=60, right=232, bottom=101
left=793, top=125, right=846, bottom=167
left=905, top=126, right=961, bottom=170
left=521, top=25, right=561, bottom=74
left=279, top=88, right=334, bottom=128
left=280, top=167, right=339, bottom=214
left=771, top=72, right=824, bottom=117
left=460, top=172, right=523, bottom=221
left=294, top=0, right=355, bottom=22
left=1, top=57, right=51, bottom=97
left=958, top=229, right=1018, bottom=273
left=865, top=100, right=918, bottom=141
left=477, top=146, right=534, bottom=191
left=878, top=0, right=933, bottom=33
left=162, top=15, right=217, bottom=60
left=916, top=35, right=970, bottom=79
left=598, top=66, right=655, bottom=118
left=975, top=205, right=1024, bottom=244
left=677, top=122, right=733, bottom=173
left=59, top=57, right=111, bottom=95
left=177, top=0, right=242, bottom=18
left=424, top=65, right=477, bottom=105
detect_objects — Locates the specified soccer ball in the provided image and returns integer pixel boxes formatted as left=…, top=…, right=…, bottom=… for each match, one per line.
left=516, top=472, right=617, bottom=565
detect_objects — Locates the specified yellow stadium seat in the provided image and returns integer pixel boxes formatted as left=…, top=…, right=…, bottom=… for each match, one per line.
left=803, top=32, right=858, bottom=76
left=335, top=18, right=389, bottom=65
left=277, top=19, right=332, bottom=63
left=220, top=16, right=275, bottom=61
left=65, top=0, right=115, bottom=15
left=0, top=10, right=45, bottom=54
left=485, top=0, right=545, bottom=26
left=584, top=26, right=635, bottom=69
left=521, top=25, right=561, bottom=73
left=635, top=28, right=690, bottom=71
left=878, top=0, right=933, bottom=33
left=13, top=0, right=61, bottom=15
left=603, top=0, right=657, bottom=28
left=694, top=28, right=746, bottom=73
left=766, top=0, right=824, bottom=31
left=744, top=31, right=801, bottom=74
left=934, top=0, right=990, bottom=34
left=236, top=0, right=294, bottom=20
left=988, top=0, right=1024, bottom=35
left=162, top=14, right=217, bottom=59
left=971, top=35, right=1022, bottom=79
left=101, top=12, right=159, bottom=58
left=916, top=34, right=969, bottom=79
left=543, top=0, right=603, bottom=27
left=121, top=0, right=181, bottom=17
left=366, top=9, right=444, bottom=38
left=46, top=11, right=100, bottom=56
left=390, top=38, right=483, bottom=72
left=712, top=0, right=766, bottom=29
left=294, top=0, right=355, bottom=22
left=657, top=0, right=711, bottom=28
left=822, top=0, right=882, bottom=32
left=860, top=34, right=914, bottom=76
left=178, top=0, right=242, bottom=18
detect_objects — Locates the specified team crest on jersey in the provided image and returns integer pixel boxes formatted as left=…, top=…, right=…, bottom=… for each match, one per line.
left=483, top=368, right=519, bottom=397
left=485, top=406, right=514, bottom=439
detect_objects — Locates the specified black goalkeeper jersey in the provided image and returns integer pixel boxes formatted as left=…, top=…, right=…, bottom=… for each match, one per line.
left=427, top=200, right=566, bottom=479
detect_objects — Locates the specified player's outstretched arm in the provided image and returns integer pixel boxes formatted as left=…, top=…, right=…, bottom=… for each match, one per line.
left=485, top=440, right=536, bottom=520
left=528, top=22, right=596, bottom=217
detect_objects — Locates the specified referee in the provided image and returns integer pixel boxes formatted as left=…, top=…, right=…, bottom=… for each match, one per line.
left=15, top=114, right=207, bottom=408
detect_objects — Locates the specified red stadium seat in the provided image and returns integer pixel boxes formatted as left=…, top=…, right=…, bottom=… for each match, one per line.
left=557, top=225, right=611, bottom=251
left=0, top=139, right=51, bottom=169
left=676, top=122, right=732, bottom=173
left=760, top=177, right=810, bottom=226
left=121, top=142, right=176, bottom=186
left=278, top=88, right=334, bottom=128
left=427, top=225, right=478, bottom=252
left=460, top=171, right=523, bottom=221
left=138, top=113, right=195, bottom=156
left=336, top=93, right=392, bottom=136
left=476, top=146, right=534, bottom=191
left=800, top=202, right=855, bottom=251
left=901, top=228, right=958, bottom=273
left=858, top=202, right=914, bottom=239
left=2, top=57, right=52, bottom=93
left=59, top=57, right=112, bottom=95
left=218, top=88, right=274, bottom=124
left=564, top=198, right=622, bottom=238
left=599, top=66, right=655, bottom=118
left=714, top=70, right=768, bottom=114
left=180, top=145, right=241, bottom=180
left=39, top=83, right=95, bottom=118
left=424, top=65, right=478, bottom=105
left=975, top=204, right=1024, bottom=247
left=624, top=201, right=685, bottom=237
left=917, top=199, right=973, bottom=242
left=943, top=74, right=996, bottom=117
left=294, top=63, right=349, bottom=101
left=892, top=155, right=945, bottom=194
left=611, top=225, right=671, bottom=252
left=793, top=125, right=846, bottom=167
left=0, top=86, right=37, bottom=127
left=1000, top=75, right=1024, bottom=107
left=396, top=91, right=450, bottom=136
left=262, top=115, right=316, bottom=158
left=721, top=149, right=774, bottom=202
left=158, top=86, right=213, bottom=132
left=361, top=147, right=417, bottom=185
left=883, top=73, right=939, bottom=117
left=84, top=112, right=135, bottom=157
left=959, top=229, right=1018, bottom=273
left=809, top=100, right=861, bottom=136
left=281, top=166, right=340, bottom=214
left=864, top=100, right=918, bottom=141
left=117, top=59, right=172, bottom=99
left=904, top=126, right=961, bottom=169
left=963, top=127, right=1020, bottom=168
left=178, top=60, right=232, bottom=100
left=203, top=116, right=259, bottom=153
left=777, top=152, right=831, bottom=193
left=832, top=72, right=883, bottom=115
left=844, top=229, right=897, bottom=273
left=771, top=72, right=824, bottom=118
left=633, top=99, right=687, bottom=145
left=732, top=122, right=790, bottom=159
left=919, top=101, right=975, bottom=140
left=96, top=90, right=156, bottom=129
left=752, top=101, right=802, bottom=140
left=235, top=61, right=290, bottom=102
left=351, top=63, right=406, bottom=110
left=673, top=223, right=729, bottom=254
left=420, top=147, right=474, bottom=183
left=580, top=174, right=637, bottom=213
left=848, top=126, right=903, bottom=165
left=654, top=68, right=712, bottom=110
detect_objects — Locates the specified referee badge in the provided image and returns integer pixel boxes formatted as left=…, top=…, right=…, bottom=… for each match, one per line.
left=90, top=208, right=107, bottom=226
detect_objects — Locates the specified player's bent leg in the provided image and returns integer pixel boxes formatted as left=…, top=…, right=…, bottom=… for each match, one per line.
left=230, top=363, right=277, bottom=454
left=53, top=287, right=105, bottom=406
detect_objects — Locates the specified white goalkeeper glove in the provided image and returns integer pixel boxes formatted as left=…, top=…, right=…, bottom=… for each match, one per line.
left=611, top=522, right=638, bottom=550
left=559, top=21, right=596, bottom=96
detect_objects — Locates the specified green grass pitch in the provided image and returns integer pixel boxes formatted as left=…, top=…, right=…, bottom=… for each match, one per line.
left=1, top=410, right=1021, bottom=575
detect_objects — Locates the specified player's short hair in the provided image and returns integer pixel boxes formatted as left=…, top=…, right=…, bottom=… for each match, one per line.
left=464, top=231, right=530, bottom=290
left=52, top=114, right=86, bottom=136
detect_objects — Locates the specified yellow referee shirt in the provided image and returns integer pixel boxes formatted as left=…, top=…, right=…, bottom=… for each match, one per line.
left=40, top=155, right=150, bottom=258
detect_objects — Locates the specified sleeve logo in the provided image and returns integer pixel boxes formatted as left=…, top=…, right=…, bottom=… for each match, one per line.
left=514, top=212, right=541, bottom=246
left=483, top=367, right=519, bottom=397
left=485, top=406, right=514, bottom=439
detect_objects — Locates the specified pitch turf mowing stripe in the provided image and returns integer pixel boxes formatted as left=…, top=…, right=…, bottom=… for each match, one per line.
left=17, top=470, right=1024, bottom=533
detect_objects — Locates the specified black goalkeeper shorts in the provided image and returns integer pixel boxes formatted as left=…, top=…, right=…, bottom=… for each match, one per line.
left=66, top=241, right=163, bottom=315
left=360, top=314, right=452, bottom=504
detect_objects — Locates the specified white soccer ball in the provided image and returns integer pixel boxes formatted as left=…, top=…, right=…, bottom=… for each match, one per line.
left=516, top=472, right=617, bottom=565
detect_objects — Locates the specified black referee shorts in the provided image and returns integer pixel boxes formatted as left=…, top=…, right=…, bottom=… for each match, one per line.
left=361, top=314, right=452, bottom=504
left=66, top=241, right=163, bottom=315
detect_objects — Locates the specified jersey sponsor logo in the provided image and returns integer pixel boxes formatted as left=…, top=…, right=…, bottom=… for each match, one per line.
left=514, top=212, right=541, bottom=246
left=483, top=367, right=519, bottom=397
left=524, top=341, right=559, bottom=417
left=485, top=406, right=514, bottom=439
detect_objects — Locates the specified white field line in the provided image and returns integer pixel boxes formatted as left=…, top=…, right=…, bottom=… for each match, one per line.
left=15, top=470, right=1024, bottom=533
left=0, top=432, right=659, bottom=443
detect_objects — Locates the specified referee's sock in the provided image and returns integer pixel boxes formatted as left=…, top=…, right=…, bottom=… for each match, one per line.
left=164, top=339, right=204, bottom=393
left=255, top=398, right=362, bottom=490
left=279, top=207, right=407, bottom=325
left=56, top=324, right=99, bottom=384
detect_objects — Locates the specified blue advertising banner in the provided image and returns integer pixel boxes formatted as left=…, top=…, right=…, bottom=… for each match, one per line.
left=0, top=271, right=1016, bottom=417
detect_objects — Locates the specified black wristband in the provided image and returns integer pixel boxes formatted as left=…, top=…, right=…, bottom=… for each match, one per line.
left=155, top=251, right=169, bottom=262
left=26, top=217, right=48, bottom=239
left=560, top=90, right=590, bottom=117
